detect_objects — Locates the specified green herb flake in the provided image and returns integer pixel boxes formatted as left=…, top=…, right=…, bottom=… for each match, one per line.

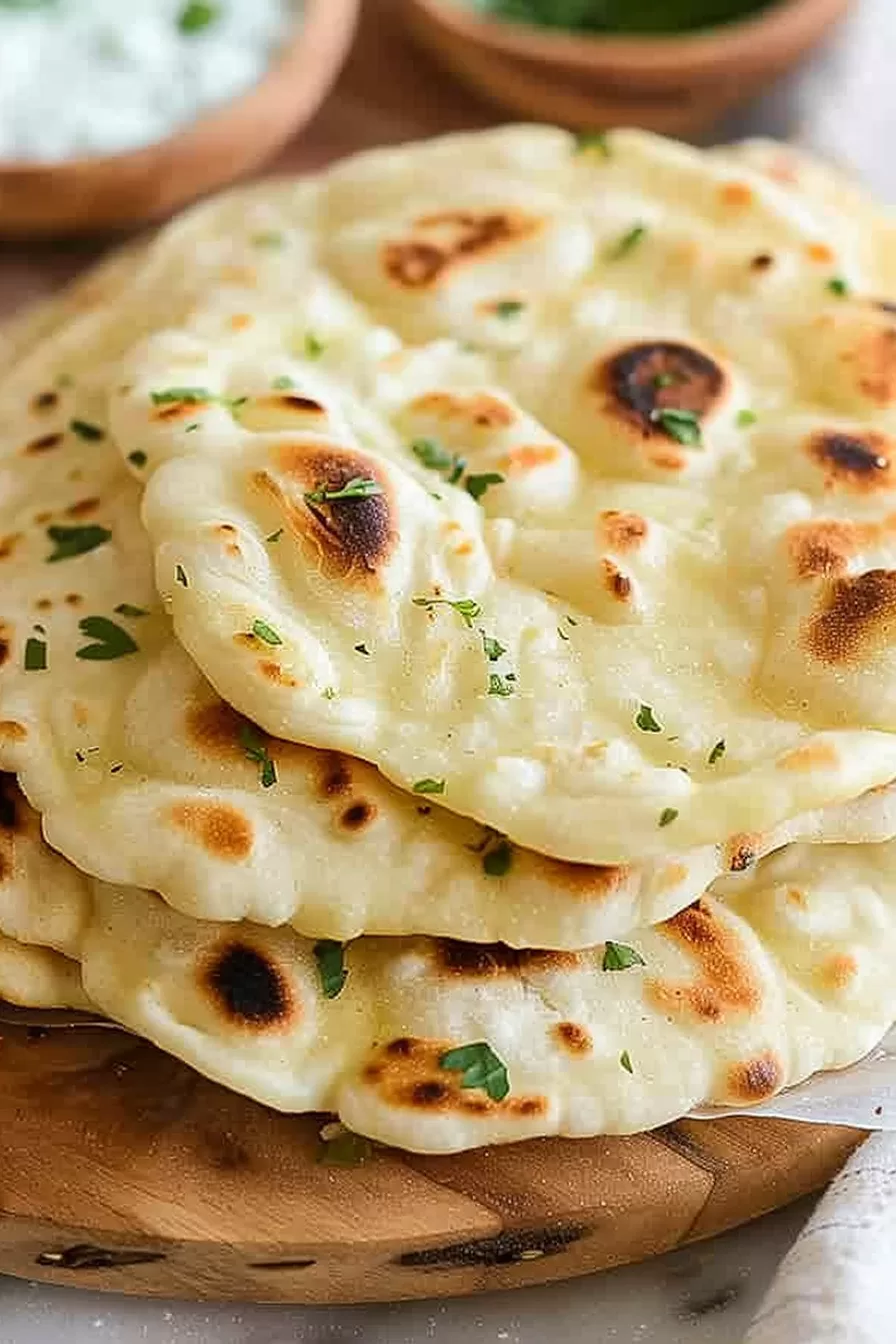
left=635, top=703, right=662, bottom=733
left=480, top=631, right=506, bottom=662
left=69, top=418, right=104, bottom=442
left=413, top=778, right=445, bottom=795
left=483, top=838, right=513, bottom=877
left=412, top=595, right=482, bottom=629
left=465, top=472, right=505, bottom=502
left=488, top=673, right=515, bottom=698
left=439, top=1041, right=510, bottom=1101
left=322, top=686, right=336, bottom=700
left=736, top=409, right=758, bottom=428
left=46, top=523, right=112, bottom=563
left=574, top=130, right=610, bottom=157
left=494, top=299, right=525, bottom=319
left=448, top=455, right=467, bottom=485
left=24, top=636, right=47, bottom=672
left=620, top=1050, right=634, bottom=1074
left=178, top=0, right=218, bottom=34
left=272, top=375, right=294, bottom=390
left=266, top=528, right=284, bottom=544
left=251, top=618, right=283, bottom=646
left=412, top=437, right=453, bottom=472
left=304, top=477, right=384, bottom=505
left=150, top=386, right=213, bottom=405
left=238, top=723, right=277, bottom=789
left=827, top=276, right=850, bottom=297
left=128, top=450, right=148, bottom=469
left=607, top=223, right=647, bottom=261
left=354, top=643, right=370, bottom=656
left=304, top=332, right=325, bottom=359
left=708, top=738, right=726, bottom=765
left=114, top=603, right=150, bottom=618
left=602, top=941, right=646, bottom=972
left=313, top=940, right=347, bottom=999
left=75, top=616, right=138, bottom=662
left=252, top=230, right=284, bottom=249
left=317, top=1125, right=373, bottom=1167
left=654, top=373, right=676, bottom=388
left=659, top=807, right=679, bottom=828
left=650, top=408, right=702, bottom=446
left=175, top=564, right=188, bottom=588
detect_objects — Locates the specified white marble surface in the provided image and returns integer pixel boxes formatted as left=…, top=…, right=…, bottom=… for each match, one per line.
left=4, top=0, right=896, bottom=1339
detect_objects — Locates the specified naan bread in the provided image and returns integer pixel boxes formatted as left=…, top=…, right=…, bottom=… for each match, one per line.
left=0, top=935, right=87, bottom=1009
left=104, top=125, right=896, bottom=864
left=4, top=353, right=896, bottom=947
left=1, top=774, right=894, bottom=1153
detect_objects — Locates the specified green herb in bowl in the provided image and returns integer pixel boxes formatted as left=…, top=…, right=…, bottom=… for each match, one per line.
left=468, top=0, right=774, bottom=33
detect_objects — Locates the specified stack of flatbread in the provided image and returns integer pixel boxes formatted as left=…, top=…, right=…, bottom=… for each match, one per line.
left=4, top=126, right=896, bottom=1153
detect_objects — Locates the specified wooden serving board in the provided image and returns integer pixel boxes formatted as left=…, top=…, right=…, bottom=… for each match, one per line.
left=0, top=1020, right=863, bottom=1304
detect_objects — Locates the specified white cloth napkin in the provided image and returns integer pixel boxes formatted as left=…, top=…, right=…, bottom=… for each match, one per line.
left=744, top=1132, right=896, bottom=1344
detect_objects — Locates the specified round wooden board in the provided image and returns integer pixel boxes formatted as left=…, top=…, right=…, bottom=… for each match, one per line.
left=0, top=1021, right=863, bottom=1305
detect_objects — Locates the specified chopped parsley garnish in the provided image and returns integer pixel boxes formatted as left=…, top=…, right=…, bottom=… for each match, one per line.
left=439, top=1041, right=510, bottom=1101
left=313, top=940, right=347, bottom=999
left=411, top=437, right=467, bottom=485
left=412, top=595, right=481, bottom=629
left=736, top=409, right=757, bottom=428
left=635, top=703, right=662, bottom=733
left=304, top=332, right=325, bottom=359
left=238, top=723, right=277, bottom=789
left=128, top=450, right=147, bottom=469
left=650, top=408, right=702, bottom=446
left=465, top=472, right=505, bottom=502
left=354, top=643, right=370, bottom=656
left=69, top=419, right=104, bottom=442
left=483, top=837, right=513, bottom=877
left=317, top=1124, right=373, bottom=1167
left=150, top=386, right=213, bottom=405
left=178, top=1, right=219, bottom=34
left=322, top=686, right=336, bottom=699
left=488, top=673, right=515, bottom=697
left=494, top=299, right=525, bottom=319
left=654, top=373, right=676, bottom=388
left=620, top=1050, right=634, bottom=1074
left=658, top=807, right=679, bottom=828
left=304, top=477, right=383, bottom=504
left=607, top=223, right=647, bottom=260
left=114, top=603, right=149, bottom=618
left=266, top=528, right=284, bottom=543
left=413, top=778, right=445, bottom=795
left=480, top=631, right=506, bottom=662
left=602, top=941, right=646, bottom=972
left=574, top=129, right=610, bottom=157
left=175, top=564, right=188, bottom=587
left=75, top=616, right=138, bottom=662
left=46, top=523, right=111, bottom=563
left=251, top=618, right=283, bottom=646
left=24, top=635, right=47, bottom=672
left=827, top=276, right=850, bottom=297
left=272, top=375, right=294, bottom=390
left=252, top=231, right=284, bottom=249
left=708, top=738, right=726, bottom=765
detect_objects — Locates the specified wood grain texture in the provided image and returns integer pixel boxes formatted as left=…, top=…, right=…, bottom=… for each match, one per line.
left=0, top=1021, right=863, bottom=1303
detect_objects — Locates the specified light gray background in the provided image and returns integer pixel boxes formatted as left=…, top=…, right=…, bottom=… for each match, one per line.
left=3, top=0, right=895, bottom=1338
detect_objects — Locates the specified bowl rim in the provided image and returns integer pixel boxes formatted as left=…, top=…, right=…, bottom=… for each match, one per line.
left=0, top=0, right=359, bottom=178
left=407, top=0, right=853, bottom=76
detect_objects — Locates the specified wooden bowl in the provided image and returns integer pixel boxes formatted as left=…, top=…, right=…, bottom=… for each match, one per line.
left=401, top=0, right=854, bottom=138
left=0, top=0, right=360, bottom=239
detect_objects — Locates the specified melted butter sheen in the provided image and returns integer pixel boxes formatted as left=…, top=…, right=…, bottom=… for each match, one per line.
left=0, top=0, right=297, bottom=162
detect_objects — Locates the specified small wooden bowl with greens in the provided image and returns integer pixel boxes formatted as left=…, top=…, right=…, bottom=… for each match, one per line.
left=401, top=0, right=853, bottom=136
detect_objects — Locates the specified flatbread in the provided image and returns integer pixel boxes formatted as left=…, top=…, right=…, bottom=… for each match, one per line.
left=4, top=365, right=896, bottom=946
left=102, top=124, right=896, bottom=864
left=0, top=934, right=87, bottom=1009
left=4, top=773, right=893, bottom=1154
